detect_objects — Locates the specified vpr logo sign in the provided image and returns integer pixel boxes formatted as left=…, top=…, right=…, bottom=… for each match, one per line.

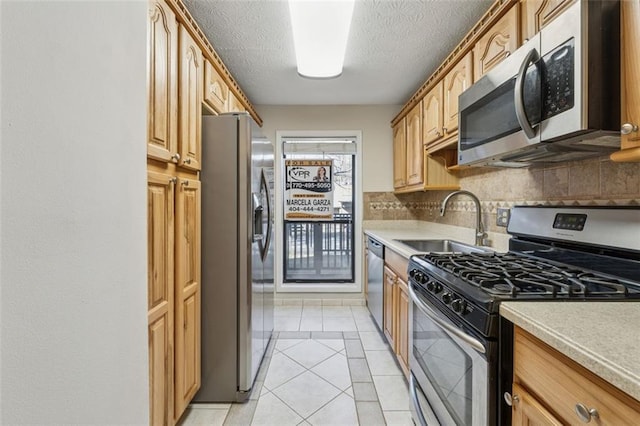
left=288, top=167, right=311, bottom=181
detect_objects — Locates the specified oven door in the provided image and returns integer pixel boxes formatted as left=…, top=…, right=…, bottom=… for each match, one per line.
left=408, top=283, right=494, bottom=426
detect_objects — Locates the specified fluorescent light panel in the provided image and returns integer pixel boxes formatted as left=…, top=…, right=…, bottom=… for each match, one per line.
left=288, top=0, right=355, bottom=78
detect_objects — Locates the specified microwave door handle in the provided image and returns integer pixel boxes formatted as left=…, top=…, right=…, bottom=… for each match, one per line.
left=409, top=285, right=486, bottom=354
left=514, top=48, right=539, bottom=139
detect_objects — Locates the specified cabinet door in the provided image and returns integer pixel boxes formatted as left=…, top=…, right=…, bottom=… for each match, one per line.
left=423, top=82, right=444, bottom=147
left=227, top=92, right=245, bottom=112
left=393, top=118, right=407, bottom=189
left=514, top=326, right=640, bottom=425
left=383, top=266, right=396, bottom=347
left=474, top=5, right=519, bottom=81
left=621, top=0, right=640, bottom=148
left=405, top=103, right=424, bottom=187
left=148, top=0, right=178, bottom=163
left=520, top=0, right=575, bottom=42
left=396, top=278, right=410, bottom=377
left=147, top=172, right=175, bottom=426
left=511, top=383, right=563, bottom=426
left=204, top=59, right=229, bottom=114
left=174, top=177, right=201, bottom=420
left=443, top=52, right=473, bottom=137
left=178, top=26, right=202, bottom=171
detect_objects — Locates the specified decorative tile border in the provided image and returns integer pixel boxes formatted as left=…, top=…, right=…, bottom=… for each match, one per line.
left=367, top=198, right=640, bottom=215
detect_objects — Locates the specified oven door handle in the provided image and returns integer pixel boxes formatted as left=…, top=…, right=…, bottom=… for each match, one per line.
left=409, top=374, right=429, bottom=426
left=409, top=285, right=486, bottom=354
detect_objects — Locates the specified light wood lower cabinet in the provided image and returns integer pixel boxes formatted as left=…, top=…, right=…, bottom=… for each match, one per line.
left=147, top=170, right=201, bottom=425
left=383, top=265, right=396, bottom=348
left=512, top=326, right=640, bottom=425
left=383, top=249, right=409, bottom=377
left=511, top=382, right=562, bottom=426
left=173, top=178, right=201, bottom=419
left=396, top=277, right=409, bottom=377
left=147, top=172, right=176, bottom=425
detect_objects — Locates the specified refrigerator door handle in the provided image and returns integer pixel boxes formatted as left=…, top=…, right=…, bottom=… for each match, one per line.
left=252, top=192, right=264, bottom=242
left=261, top=169, right=272, bottom=261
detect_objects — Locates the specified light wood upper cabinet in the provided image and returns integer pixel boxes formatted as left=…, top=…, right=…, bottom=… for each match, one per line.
left=443, top=52, right=473, bottom=137
left=203, top=59, right=229, bottom=114
left=621, top=0, right=640, bottom=150
left=174, top=177, right=201, bottom=421
left=148, top=0, right=178, bottom=163
left=405, top=103, right=424, bottom=187
left=178, top=26, right=202, bottom=171
left=423, top=81, right=444, bottom=147
left=147, top=171, right=175, bottom=426
left=393, top=118, right=407, bottom=189
left=520, top=0, right=575, bottom=42
left=227, top=92, right=245, bottom=113
left=424, top=151, right=459, bottom=190
left=474, top=5, right=520, bottom=81
left=512, top=326, right=640, bottom=425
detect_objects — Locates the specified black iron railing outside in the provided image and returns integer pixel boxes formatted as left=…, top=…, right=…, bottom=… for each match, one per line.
left=283, top=213, right=354, bottom=282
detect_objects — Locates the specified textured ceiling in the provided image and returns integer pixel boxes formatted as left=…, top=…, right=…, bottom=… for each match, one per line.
left=183, top=0, right=493, bottom=105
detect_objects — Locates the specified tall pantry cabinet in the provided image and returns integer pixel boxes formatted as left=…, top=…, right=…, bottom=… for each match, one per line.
left=147, top=0, right=201, bottom=423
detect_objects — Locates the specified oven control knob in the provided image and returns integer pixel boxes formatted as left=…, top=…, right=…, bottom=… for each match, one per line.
left=433, top=283, right=443, bottom=294
left=426, top=281, right=435, bottom=292
left=442, top=292, right=453, bottom=305
left=452, top=299, right=467, bottom=314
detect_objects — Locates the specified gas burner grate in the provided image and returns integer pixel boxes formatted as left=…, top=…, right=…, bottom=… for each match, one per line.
left=420, top=252, right=635, bottom=299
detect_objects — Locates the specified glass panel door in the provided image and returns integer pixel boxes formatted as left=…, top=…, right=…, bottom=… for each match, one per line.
left=283, top=151, right=354, bottom=283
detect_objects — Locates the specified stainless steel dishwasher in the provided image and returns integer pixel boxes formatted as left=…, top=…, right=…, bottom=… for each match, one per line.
left=366, top=237, right=384, bottom=331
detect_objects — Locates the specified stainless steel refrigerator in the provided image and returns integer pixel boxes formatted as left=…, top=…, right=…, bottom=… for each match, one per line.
left=194, top=113, right=274, bottom=402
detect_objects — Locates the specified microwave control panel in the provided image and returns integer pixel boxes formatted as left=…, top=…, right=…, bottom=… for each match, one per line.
left=542, top=38, right=575, bottom=120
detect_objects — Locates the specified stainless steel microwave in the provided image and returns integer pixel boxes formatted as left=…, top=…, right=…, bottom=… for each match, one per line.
left=458, top=0, right=620, bottom=167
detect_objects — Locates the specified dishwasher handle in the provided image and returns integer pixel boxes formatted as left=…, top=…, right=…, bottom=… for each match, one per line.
left=367, top=237, right=384, bottom=258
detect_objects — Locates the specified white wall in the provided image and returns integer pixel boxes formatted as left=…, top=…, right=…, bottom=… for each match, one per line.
left=1, top=2, right=148, bottom=423
left=257, top=105, right=400, bottom=192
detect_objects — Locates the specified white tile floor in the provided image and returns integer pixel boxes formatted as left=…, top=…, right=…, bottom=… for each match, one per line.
left=179, top=303, right=413, bottom=426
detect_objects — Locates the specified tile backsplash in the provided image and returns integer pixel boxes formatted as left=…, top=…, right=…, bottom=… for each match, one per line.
left=363, top=157, right=640, bottom=235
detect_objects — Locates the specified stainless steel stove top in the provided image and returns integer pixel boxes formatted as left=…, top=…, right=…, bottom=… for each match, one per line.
left=417, top=251, right=640, bottom=299
left=407, top=206, right=640, bottom=338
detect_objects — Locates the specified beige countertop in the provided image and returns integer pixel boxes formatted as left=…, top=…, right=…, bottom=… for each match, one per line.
left=501, top=302, right=640, bottom=402
left=363, top=220, right=511, bottom=256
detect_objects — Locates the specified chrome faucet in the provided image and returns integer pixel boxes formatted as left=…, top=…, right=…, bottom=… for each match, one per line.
left=440, top=190, right=487, bottom=246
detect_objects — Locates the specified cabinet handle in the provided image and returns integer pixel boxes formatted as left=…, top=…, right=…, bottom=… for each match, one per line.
left=169, top=177, right=177, bottom=185
left=575, top=403, right=598, bottom=423
left=171, top=153, right=181, bottom=163
left=184, top=158, right=192, bottom=164
left=621, top=123, right=639, bottom=135
left=503, top=392, right=519, bottom=407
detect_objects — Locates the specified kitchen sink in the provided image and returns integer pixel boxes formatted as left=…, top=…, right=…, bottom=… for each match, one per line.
left=394, top=239, right=492, bottom=253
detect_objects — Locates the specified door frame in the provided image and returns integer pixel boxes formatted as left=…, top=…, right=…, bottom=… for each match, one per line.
left=275, top=130, right=363, bottom=294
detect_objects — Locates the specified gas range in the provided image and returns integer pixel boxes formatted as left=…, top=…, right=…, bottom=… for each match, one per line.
left=407, top=206, right=640, bottom=426
left=408, top=206, right=640, bottom=339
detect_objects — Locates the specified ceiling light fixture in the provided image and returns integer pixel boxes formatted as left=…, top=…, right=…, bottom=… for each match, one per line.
left=288, top=0, right=355, bottom=79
